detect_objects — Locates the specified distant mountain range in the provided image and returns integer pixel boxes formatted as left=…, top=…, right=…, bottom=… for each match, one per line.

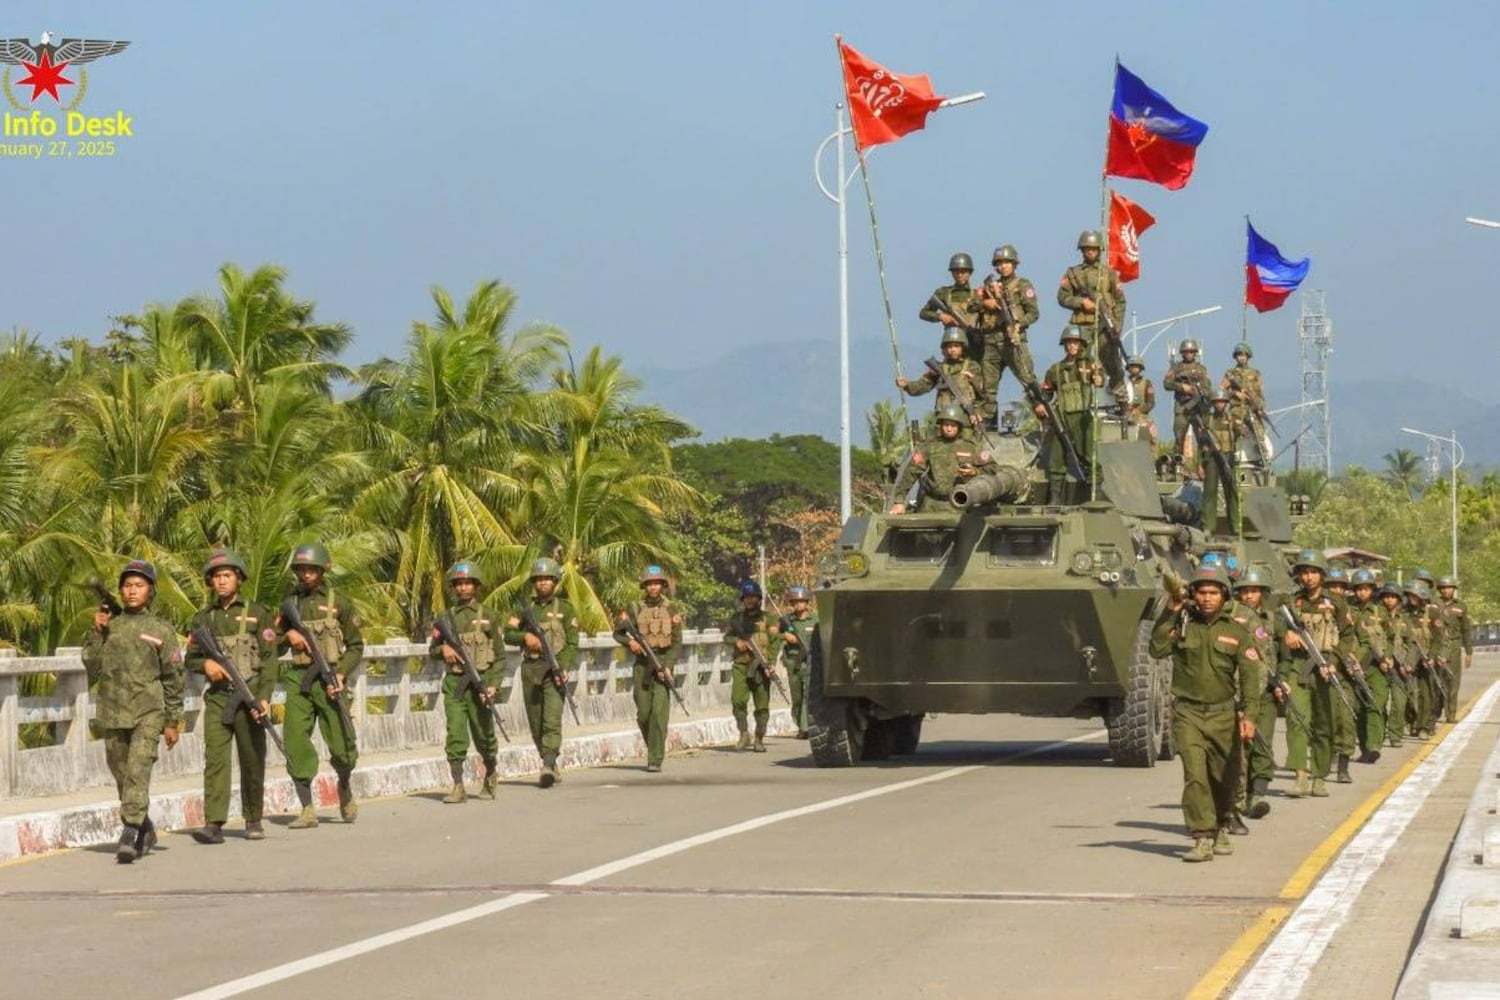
left=638, top=338, right=1496, bottom=473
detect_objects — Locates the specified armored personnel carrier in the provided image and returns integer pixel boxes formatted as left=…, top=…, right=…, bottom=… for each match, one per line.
left=809, top=435, right=1204, bottom=768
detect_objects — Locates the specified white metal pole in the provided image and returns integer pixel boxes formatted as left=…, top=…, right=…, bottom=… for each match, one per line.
left=1450, top=429, right=1460, bottom=579
left=837, top=105, right=852, bottom=523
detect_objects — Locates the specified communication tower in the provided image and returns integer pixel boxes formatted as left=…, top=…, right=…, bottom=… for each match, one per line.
left=1297, top=290, right=1333, bottom=476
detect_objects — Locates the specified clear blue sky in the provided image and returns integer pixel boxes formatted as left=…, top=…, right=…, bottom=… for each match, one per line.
left=9, top=2, right=1500, bottom=416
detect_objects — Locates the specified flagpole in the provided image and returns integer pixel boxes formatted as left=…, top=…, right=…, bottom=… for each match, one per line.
left=1088, top=58, right=1121, bottom=503
left=1241, top=215, right=1250, bottom=344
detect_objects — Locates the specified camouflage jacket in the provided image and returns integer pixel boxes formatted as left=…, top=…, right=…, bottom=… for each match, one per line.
left=184, top=596, right=280, bottom=703
left=973, top=274, right=1041, bottom=335
left=1220, top=364, right=1265, bottom=419
left=614, top=595, right=683, bottom=667
left=1163, top=360, right=1212, bottom=410
left=280, top=582, right=364, bottom=676
left=1056, top=260, right=1125, bottom=330
left=431, top=599, right=506, bottom=686
left=897, top=432, right=997, bottom=502
left=918, top=282, right=977, bottom=327
left=724, top=607, right=784, bottom=668
left=903, top=357, right=983, bottom=410
left=82, top=608, right=184, bottom=729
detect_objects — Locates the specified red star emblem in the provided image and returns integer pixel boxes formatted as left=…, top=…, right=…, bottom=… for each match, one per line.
left=16, top=51, right=74, bottom=104
left=1126, top=119, right=1156, bottom=150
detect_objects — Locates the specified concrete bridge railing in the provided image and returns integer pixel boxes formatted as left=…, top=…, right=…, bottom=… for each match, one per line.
left=0, top=630, right=745, bottom=799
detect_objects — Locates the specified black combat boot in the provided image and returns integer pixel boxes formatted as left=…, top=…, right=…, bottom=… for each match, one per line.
left=1246, top=778, right=1271, bottom=819
left=1335, top=754, right=1352, bottom=783
left=116, top=823, right=139, bottom=864
left=1226, top=813, right=1249, bottom=836
left=191, top=822, right=225, bottom=845
left=1357, top=748, right=1381, bottom=765
left=134, top=816, right=158, bottom=858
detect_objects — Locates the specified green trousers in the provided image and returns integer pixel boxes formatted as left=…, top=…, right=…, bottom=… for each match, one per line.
left=442, top=672, right=498, bottom=765
left=1172, top=701, right=1237, bottom=835
left=283, top=666, right=358, bottom=782
left=1331, top=671, right=1358, bottom=757
left=1201, top=458, right=1240, bottom=535
left=731, top=663, right=770, bottom=733
left=1285, top=667, right=1333, bottom=776
left=519, top=660, right=564, bottom=759
left=1408, top=669, right=1433, bottom=733
left=977, top=331, right=1036, bottom=420
left=1247, top=692, right=1279, bottom=785
left=632, top=662, right=672, bottom=767
left=1388, top=668, right=1409, bottom=741
left=104, top=713, right=164, bottom=826
left=202, top=687, right=267, bottom=824
left=1442, top=648, right=1464, bottom=721
left=1357, top=668, right=1390, bottom=754
left=785, top=658, right=807, bottom=731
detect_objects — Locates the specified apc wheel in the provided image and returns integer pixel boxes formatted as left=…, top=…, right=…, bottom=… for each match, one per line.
left=807, top=627, right=862, bottom=767
left=861, top=717, right=894, bottom=762
left=890, top=714, right=924, bottom=755
left=1105, top=621, right=1164, bottom=767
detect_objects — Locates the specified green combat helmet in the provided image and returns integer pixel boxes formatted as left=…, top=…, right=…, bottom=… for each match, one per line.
left=639, top=565, right=668, bottom=586
left=948, top=252, right=974, bottom=272
left=1179, top=339, right=1200, bottom=355
left=1413, top=567, right=1436, bottom=588
left=1291, top=549, right=1327, bottom=574
left=1326, top=566, right=1349, bottom=587
left=1234, top=566, right=1273, bottom=591
left=1233, top=342, right=1253, bottom=358
left=1189, top=564, right=1232, bottom=592
left=1077, top=230, right=1102, bottom=250
left=937, top=404, right=965, bottom=425
left=1125, top=356, right=1146, bottom=370
left=992, top=245, right=1019, bottom=264
left=529, top=557, right=562, bottom=581
left=1210, top=388, right=1229, bottom=404
left=290, top=542, right=332, bottom=570
left=1060, top=325, right=1085, bottom=344
left=940, top=327, right=968, bottom=347
left=787, top=584, right=811, bottom=601
left=1379, top=582, right=1404, bottom=599
left=448, top=561, right=482, bottom=584
left=202, top=548, right=248, bottom=581
left=1350, top=568, right=1377, bottom=587
left=120, top=558, right=157, bottom=587
left=1437, top=575, right=1458, bottom=589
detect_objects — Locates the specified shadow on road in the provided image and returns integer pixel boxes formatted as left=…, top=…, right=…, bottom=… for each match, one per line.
left=1082, top=838, right=1184, bottom=859
left=1115, top=819, right=1185, bottom=835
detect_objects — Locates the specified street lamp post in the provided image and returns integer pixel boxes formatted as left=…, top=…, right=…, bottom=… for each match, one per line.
left=1123, top=305, right=1224, bottom=358
left=1400, top=427, right=1464, bottom=579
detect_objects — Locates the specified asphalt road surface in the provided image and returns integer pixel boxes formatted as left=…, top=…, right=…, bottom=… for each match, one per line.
left=3, top=657, right=1496, bottom=1000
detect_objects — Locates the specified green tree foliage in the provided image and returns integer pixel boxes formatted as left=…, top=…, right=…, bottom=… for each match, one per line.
left=1382, top=447, right=1425, bottom=499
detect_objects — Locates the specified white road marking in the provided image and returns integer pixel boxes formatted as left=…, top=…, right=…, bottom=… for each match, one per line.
left=172, top=730, right=1103, bottom=999
left=1228, top=680, right=1500, bottom=1000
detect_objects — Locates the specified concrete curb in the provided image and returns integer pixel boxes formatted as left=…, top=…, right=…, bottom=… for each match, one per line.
left=0, top=709, right=795, bottom=862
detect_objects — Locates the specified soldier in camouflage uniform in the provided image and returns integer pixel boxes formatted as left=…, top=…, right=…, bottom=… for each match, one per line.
left=1057, top=230, right=1126, bottom=389
left=1163, top=340, right=1212, bottom=465
left=1123, top=356, right=1157, bottom=447
left=504, top=558, right=579, bottom=788
left=1035, top=327, right=1104, bottom=505
left=724, top=580, right=783, bottom=752
left=1282, top=550, right=1355, bottom=798
left=918, top=252, right=978, bottom=331
left=1230, top=567, right=1281, bottom=822
left=896, top=328, right=984, bottom=421
left=1380, top=582, right=1412, bottom=747
left=432, top=561, right=506, bottom=803
left=890, top=405, right=997, bottom=513
left=1150, top=564, right=1262, bottom=863
left=970, top=245, right=1040, bottom=424
left=83, top=559, right=183, bottom=863
left=614, top=565, right=682, bottom=773
left=1435, top=576, right=1472, bottom=723
left=776, top=584, right=818, bottom=738
left=1197, top=389, right=1242, bottom=535
left=1220, top=343, right=1264, bottom=422
left=1321, top=567, right=1361, bottom=782
left=1348, top=569, right=1394, bottom=763
left=184, top=549, right=279, bottom=844
left=279, top=542, right=363, bottom=828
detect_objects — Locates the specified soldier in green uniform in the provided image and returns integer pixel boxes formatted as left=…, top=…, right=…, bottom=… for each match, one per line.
left=614, top=565, right=682, bottom=773
left=1350, top=568, right=1400, bottom=762
left=971, top=245, right=1040, bottom=424
left=918, top=252, right=978, bottom=331
left=1435, top=576, right=1472, bottom=723
left=1035, top=327, right=1104, bottom=504
left=279, top=542, right=363, bottom=828
left=1221, top=343, right=1264, bottom=421
left=1230, top=567, right=1281, bottom=821
left=776, top=584, right=818, bottom=738
left=1282, top=551, right=1356, bottom=797
left=432, top=561, right=506, bottom=803
left=1163, top=340, right=1211, bottom=466
left=83, top=559, right=184, bottom=863
left=1056, top=230, right=1126, bottom=389
left=1151, top=564, right=1261, bottom=863
left=503, top=558, right=579, bottom=787
left=1322, top=566, right=1361, bottom=781
left=896, top=328, right=984, bottom=421
left=1196, top=389, right=1242, bottom=535
left=724, top=580, right=783, bottom=752
left=889, top=405, right=997, bottom=513
left=1123, top=356, right=1157, bottom=447
left=185, top=549, right=279, bottom=844
left=1380, top=582, right=1412, bottom=747
left=1402, top=582, right=1437, bottom=737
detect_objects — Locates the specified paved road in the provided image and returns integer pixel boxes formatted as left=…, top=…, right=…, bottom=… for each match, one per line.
left=3, top=659, right=1496, bottom=1000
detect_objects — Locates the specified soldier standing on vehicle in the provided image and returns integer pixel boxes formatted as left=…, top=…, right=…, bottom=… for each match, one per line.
left=1282, top=551, right=1356, bottom=797
left=1035, top=326, right=1103, bottom=505
left=724, top=580, right=783, bottom=752
left=1163, top=340, right=1212, bottom=466
left=185, top=549, right=279, bottom=844
left=1197, top=389, right=1242, bottom=535
left=1221, top=343, right=1265, bottom=423
left=971, top=246, right=1040, bottom=424
left=614, top=565, right=682, bottom=773
left=1150, top=564, right=1261, bottom=863
left=1435, top=576, right=1471, bottom=723
left=279, top=542, right=363, bottom=828
left=919, top=253, right=978, bottom=332
left=1380, top=582, right=1411, bottom=747
left=1348, top=569, right=1390, bottom=764
left=432, top=562, right=505, bottom=803
left=1230, top=568, right=1280, bottom=822
left=777, top=585, right=819, bottom=738
left=504, top=558, right=579, bottom=788
left=896, top=328, right=984, bottom=421
left=83, top=559, right=183, bottom=863
left=890, top=405, right=997, bottom=513
left=1057, top=230, right=1126, bottom=390
left=1123, top=356, right=1157, bottom=447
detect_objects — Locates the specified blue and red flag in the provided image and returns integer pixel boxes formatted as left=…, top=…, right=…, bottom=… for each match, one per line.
left=1244, top=221, right=1310, bottom=313
left=1104, top=63, right=1208, bottom=191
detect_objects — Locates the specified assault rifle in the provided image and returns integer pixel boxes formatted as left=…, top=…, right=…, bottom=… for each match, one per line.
left=1264, top=664, right=1312, bottom=736
left=1223, top=375, right=1278, bottom=437
left=520, top=605, right=582, bottom=724
left=1339, top=654, right=1379, bottom=709
left=618, top=614, right=688, bottom=715
left=1185, top=395, right=1240, bottom=509
left=278, top=598, right=356, bottom=743
left=1279, top=604, right=1356, bottom=716
left=433, top=613, right=511, bottom=743
left=188, top=624, right=288, bottom=757
left=921, top=356, right=985, bottom=427
left=1024, top=381, right=1089, bottom=485
left=729, top=615, right=790, bottom=704
left=90, top=581, right=122, bottom=616
left=1382, top=651, right=1412, bottom=695
left=924, top=293, right=981, bottom=336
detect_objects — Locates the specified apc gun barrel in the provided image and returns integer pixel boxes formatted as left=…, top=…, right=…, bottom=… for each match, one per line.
left=951, top=466, right=1030, bottom=508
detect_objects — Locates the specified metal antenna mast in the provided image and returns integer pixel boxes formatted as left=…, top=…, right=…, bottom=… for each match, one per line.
left=1297, top=290, right=1333, bottom=477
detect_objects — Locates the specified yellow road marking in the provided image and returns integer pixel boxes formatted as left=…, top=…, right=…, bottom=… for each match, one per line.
left=1183, top=686, right=1488, bottom=1000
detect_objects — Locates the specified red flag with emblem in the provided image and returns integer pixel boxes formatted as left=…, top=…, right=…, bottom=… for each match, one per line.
left=838, top=39, right=946, bottom=151
left=1107, top=189, right=1156, bottom=283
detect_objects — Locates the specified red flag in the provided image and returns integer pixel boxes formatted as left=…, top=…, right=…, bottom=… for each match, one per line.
left=1107, top=190, right=1156, bottom=283
left=838, top=40, right=945, bottom=151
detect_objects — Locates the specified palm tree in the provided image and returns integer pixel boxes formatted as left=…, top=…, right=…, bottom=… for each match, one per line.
left=1382, top=447, right=1426, bottom=499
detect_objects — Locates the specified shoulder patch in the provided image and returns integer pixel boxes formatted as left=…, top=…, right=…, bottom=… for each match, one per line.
left=139, top=633, right=164, bottom=647
left=1214, top=634, right=1240, bottom=647
left=1245, top=646, right=1260, bottom=661
left=1024, top=287, right=1035, bottom=298
left=261, top=627, right=277, bottom=643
